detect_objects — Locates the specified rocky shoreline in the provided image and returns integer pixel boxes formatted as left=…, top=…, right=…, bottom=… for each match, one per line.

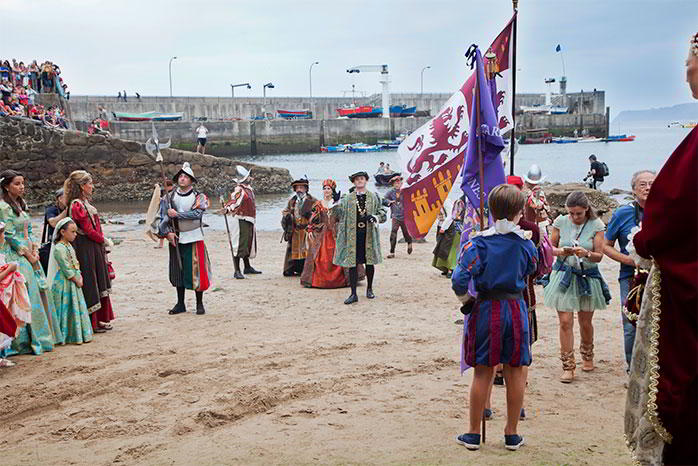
left=543, top=182, right=620, bottom=223
left=0, top=116, right=293, bottom=204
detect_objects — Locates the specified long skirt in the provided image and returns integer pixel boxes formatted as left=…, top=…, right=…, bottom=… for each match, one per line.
left=51, top=272, right=93, bottom=345
left=301, top=227, right=363, bottom=288
left=5, top=255, right=62, bottom=355
left=169, top=241, right=212, bottom=291
left=73, top=234, right=112, bottom=315
left=463, top=298, right=531, bottom=368
left=432, top=233, right=460, bottom=273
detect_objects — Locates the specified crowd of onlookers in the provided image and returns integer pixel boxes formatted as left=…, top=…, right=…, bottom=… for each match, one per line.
left=0, top=59, right=70, bottom=128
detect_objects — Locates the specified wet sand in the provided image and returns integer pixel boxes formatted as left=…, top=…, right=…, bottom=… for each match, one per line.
left=1, top=225, right=632, bottom=465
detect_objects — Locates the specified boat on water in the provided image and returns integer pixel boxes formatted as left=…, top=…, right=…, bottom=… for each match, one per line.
left=603, top=134, right=636, bottom=142
left=320, top=144, right=349, bottom=153
left=552, top=137, right=578, bottom=144
left=578, top=137, right=603, bottom=143
left=377, top=133, right=408, bottom=149
left=277, top=109, right=312, bottom=120
left=375, top=172, right=400, bottom=187
left=348, top=143, right=381, bottom=152
left=113, top=111, right=183, bottom=121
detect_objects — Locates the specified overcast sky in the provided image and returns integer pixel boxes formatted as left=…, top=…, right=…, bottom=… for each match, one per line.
left=2, top=0, right=696, bottom=114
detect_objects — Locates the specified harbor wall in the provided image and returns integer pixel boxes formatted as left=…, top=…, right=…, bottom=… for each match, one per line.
left=87, top=117, right=434, bottom=156
left=67, top=91, right=606, bottom=122
left=92, top=111, right=608, bottom=157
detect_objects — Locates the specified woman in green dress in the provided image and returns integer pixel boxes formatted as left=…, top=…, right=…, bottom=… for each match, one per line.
left=432, top=198, right=465, bottom=277
left=47, top=218, right=93, bottom=345
left=0, top=170, right=63, bottom=355
left=543, top=191, right=611, bottom=383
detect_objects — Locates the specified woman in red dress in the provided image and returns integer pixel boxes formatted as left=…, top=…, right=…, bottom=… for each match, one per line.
left=624, top=33, right=698, bottom=465
left=301, top=179, right=362, bottom=288
left=64, top=170, right=114, bottom=333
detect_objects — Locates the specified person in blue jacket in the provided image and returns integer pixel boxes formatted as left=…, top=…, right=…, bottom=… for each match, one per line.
left=452, top=184, right=538, bottom=452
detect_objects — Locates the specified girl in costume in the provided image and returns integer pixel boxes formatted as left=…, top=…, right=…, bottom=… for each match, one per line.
left=543, top=191, right=610, bottom=383
left=0, top=170, right=62, bottom=355
left=47, top=218, right=93, bottom=345
left=452, top=184, right=537, bottom=452
left=65, top=170, right=114, bottom=332
left=432, top=198, right=465, bottom=277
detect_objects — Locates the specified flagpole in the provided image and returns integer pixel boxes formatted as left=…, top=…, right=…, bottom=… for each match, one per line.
left=473, top=49, right=487, bottom=443
left=509, top=1, right=518, bottom=176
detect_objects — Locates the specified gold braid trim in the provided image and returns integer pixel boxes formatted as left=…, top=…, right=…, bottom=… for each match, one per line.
left=645, top=260, right=673, bottom=444
left=623, top=434, right=642, bottom=466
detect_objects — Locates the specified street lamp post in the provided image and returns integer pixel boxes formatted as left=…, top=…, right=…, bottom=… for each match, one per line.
left=169, top=56, right=177, bottom=97
left=420, top=65, right=431, bottom=95
left=262, top=82, right=275, bottom=118
left=230, top=83, right=251, bottom=118
left=309, top=61, right=319, bottom=118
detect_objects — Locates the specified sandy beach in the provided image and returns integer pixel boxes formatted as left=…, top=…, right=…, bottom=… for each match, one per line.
left=2, top=224, right=632, bottom=465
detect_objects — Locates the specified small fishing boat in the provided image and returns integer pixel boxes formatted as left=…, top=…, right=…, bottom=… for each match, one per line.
left=337, top=106, right=375, bottom=118
left=389, top=105, right=417, bottom=118
left=578, top=137, right=603, bottom=143
left=603, top=135, right=636, bottom=142
left=552, top=137, right=578, bottom=144
left=348, top=143, right=381, bottom=152
left=347, top=107, right=383, bottom=119
left=277, top=109, right=312, bottom=120
left=320, top=144, right=349, bottom=153
left=375, top=172, right=400, bottom=187
left=113, top=111, right=183, bottom=122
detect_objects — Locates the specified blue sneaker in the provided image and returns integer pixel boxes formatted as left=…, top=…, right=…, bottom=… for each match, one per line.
left=456, top=433, right=481, bottom=450
left=504, top=434, right=525, bottom=451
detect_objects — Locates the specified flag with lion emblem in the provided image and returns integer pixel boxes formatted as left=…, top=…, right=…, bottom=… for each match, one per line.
left=397, top=14, right=516, bottom=239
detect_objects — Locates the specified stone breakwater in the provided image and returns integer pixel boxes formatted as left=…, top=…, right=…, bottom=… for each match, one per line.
left=0, top=116, right=293, bottom=204
left=544, top=182, right=619, bottom=223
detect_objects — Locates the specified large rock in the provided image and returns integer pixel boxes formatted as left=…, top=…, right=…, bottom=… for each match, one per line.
left=543, top=182, right=619, bottom=223
left=0, top=116, right=293, bottom=204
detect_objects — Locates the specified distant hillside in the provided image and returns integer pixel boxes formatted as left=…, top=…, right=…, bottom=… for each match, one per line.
left=613, top=102, right=698, bottom=124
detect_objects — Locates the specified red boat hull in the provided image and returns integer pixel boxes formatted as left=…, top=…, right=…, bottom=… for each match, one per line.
left=337, top=106, right=374, bottom=117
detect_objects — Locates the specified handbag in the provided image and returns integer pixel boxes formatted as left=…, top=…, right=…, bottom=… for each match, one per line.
left=535, top=224, right=554, bottom=277
left=624, top=267, right=648, bottom=326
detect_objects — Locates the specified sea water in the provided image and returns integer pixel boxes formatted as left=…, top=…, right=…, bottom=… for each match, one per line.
left=97, top=123, right=692, bottom=232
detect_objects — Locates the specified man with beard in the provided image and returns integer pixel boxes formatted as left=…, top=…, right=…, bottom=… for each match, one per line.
left=282, top=178, right=316, bottom=276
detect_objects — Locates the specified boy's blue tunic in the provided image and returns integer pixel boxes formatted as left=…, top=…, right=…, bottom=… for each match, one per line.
left=452, top=232, right=538, bottom=368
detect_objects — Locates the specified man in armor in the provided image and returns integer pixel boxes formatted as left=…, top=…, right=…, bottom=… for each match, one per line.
left=158, top=162, right=212, bottom=315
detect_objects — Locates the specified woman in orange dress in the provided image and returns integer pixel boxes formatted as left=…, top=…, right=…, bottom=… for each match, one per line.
left=301, top=179, right=362, bottom=288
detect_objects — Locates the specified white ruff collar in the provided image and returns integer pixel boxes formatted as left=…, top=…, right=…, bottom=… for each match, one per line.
left=477, top=219, right=532, bottom=240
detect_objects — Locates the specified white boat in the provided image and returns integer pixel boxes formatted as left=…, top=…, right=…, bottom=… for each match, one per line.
left=578, top=137, right=603, bottom=143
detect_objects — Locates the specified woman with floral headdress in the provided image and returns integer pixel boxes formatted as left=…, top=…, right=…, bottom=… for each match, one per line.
left=0, top=170, right=63, bottom=355
left=624, top=33, right=698, bottom=466
left=301, top=179, right=363, bottom=288
left=65, top=170, right=114, bottom=332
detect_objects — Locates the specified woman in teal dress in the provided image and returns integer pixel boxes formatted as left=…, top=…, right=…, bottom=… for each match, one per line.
left=432, top=198, right=465, bottom=277
left=47, top=218, right=92, bottom=345
left=0, top=170, right=63, bottom=355
left=543, top=191, right=610, bottom=384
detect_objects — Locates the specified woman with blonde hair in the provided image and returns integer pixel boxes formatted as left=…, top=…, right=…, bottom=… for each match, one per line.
left=64, top=170, right=114, bottom=333
left=543, top=191, right=610, bottom=383
left=0, top=170, right=63, bottom=355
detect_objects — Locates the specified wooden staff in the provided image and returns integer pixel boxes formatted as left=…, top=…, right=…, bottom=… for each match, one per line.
left=219, top=194, right=237, bottom=265
left=159, top=161, right=182, bottom=270
left=510, top=1, right=519, bottom=175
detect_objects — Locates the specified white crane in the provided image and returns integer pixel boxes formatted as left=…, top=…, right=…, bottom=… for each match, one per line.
left=346, top=64, right=390, bottom=118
